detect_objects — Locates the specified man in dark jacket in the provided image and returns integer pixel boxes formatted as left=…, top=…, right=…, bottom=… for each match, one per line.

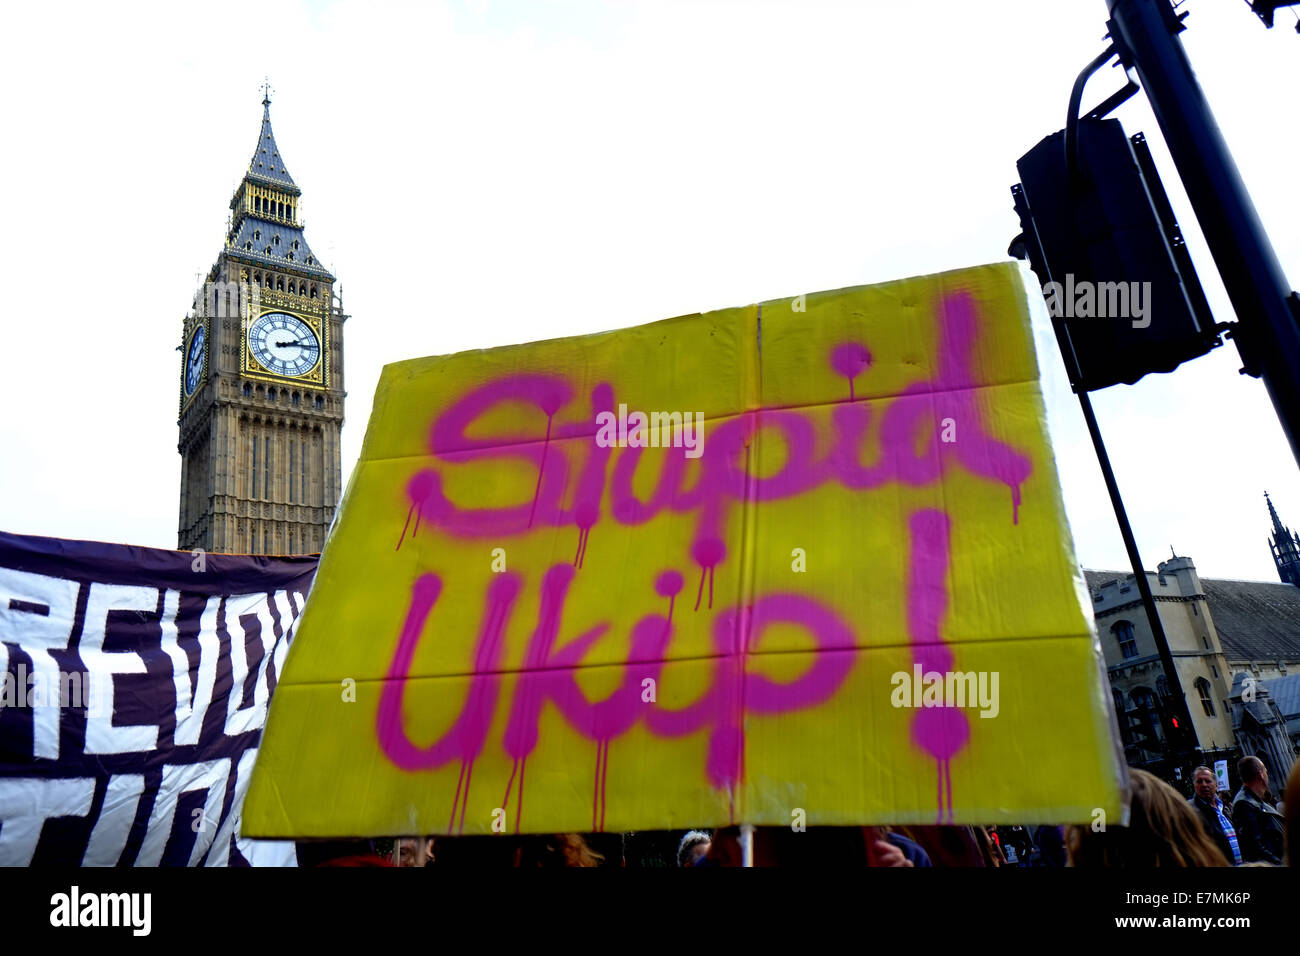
left=1188, top=765, right=1241, bottom=865
left=1232, top=757, right=1286, bottom=865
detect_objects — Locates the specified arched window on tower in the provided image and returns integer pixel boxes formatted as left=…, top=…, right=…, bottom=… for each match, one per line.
left=1112, top=620, right=1138, bottom=660
left=251, top=432, right=260, bottom=499
left=1195, top=678, right=1216, bottom=717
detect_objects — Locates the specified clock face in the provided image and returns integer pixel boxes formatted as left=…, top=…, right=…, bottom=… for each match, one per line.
left=184, top=325, right=206, bottom=396
left=249, top=311, right=321, bottom=378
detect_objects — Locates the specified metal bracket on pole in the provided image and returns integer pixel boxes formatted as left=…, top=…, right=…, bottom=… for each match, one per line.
left=1106, top=0, right=1300, bottom=471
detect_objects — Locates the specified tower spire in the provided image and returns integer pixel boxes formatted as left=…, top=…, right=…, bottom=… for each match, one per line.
left=1266, top=491, right=1300, bottom=586
left=241, top=86, right=298, bottom=192
left=1267, top=490, right=1287, bottom=537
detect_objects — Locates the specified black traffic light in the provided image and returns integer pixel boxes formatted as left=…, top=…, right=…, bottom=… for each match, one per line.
left=1160, top=709, right=1192, bottom=753
left=1010, top=117, right=1221, bottom=392
left=1128, top=705, right=1164, bottom=758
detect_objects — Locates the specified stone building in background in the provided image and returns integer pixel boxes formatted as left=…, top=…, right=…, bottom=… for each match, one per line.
left=1085, top=495, right=1300, bottom=793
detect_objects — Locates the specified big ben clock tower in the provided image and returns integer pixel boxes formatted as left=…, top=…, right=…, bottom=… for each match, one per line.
left=178, top=91, right=345, bottom=554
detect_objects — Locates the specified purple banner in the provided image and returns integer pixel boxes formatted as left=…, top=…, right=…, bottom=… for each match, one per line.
left=0, top=531, right=317, bottom=866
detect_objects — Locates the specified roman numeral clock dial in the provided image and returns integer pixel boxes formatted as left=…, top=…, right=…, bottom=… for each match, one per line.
left=183, top=324, right=206, bottom=397
left=248, top=311, right=321, bottom=378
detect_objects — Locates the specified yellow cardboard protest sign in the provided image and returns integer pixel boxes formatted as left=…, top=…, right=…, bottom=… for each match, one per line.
left=244, top=262, right=1127, bottom=837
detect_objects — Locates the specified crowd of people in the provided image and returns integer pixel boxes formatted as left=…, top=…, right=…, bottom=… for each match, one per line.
left=300, top=757, right=1299, bottom=868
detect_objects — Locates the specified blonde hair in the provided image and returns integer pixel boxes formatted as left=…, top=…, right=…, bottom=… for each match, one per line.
left=1066, top=769, right=1229, bottom=867
left=551, top=833, right=604, bottom=867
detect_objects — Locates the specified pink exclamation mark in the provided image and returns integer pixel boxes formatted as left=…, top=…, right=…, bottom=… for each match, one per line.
left=905, top=509, right=970, bottom=824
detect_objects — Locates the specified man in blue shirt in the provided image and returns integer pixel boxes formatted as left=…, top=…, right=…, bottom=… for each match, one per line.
left=1187, top=765, right=1241, bottom=865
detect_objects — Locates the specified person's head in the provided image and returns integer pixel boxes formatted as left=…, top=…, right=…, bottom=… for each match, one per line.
left=677, top=830, right=712, bottom=867
left=391, top=836, right=436, bottom=867
left=515, top=833, right=604, bottom=867
left=554, top=833, right=604, bottom=867
left=1192, top=766, right=1218, bottom=802
left=699, top=827, right=745, bottom=867
left=1066, top=768, right=1230, bottom=867
left=1238, top=756, right=1268, bottom=796
left=1284, top=760, right=1300, bottom=866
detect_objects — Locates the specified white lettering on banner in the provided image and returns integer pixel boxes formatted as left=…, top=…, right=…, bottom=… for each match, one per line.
left=173, top=596, right=220, bottom=747
left=206, top=748, right=257, bottom=867
left=81, top=583, right=159, bottom=755
left=224, top=592, right=279, bottom=736
left=135, top=760, right=231, bottom=867
left=157, top=589, right=188, bottom=730
left=0, top=568, right=80, bottom=759
left=82, top=774, right=146, bottom=867
left=0, top=778, right=95, bottom=865
left=269, top=590, right=301, bottom=684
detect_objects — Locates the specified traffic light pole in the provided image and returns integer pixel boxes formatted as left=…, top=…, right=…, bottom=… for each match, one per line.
left=1048, top=41, right=1199, bottom=762
left=1074, top=385, right=1198, bottom=758
left=1106, top=0, right=1300, bottom=471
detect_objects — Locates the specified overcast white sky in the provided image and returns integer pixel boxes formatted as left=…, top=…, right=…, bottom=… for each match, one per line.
left=1, top=0, right=1298, bottom=582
